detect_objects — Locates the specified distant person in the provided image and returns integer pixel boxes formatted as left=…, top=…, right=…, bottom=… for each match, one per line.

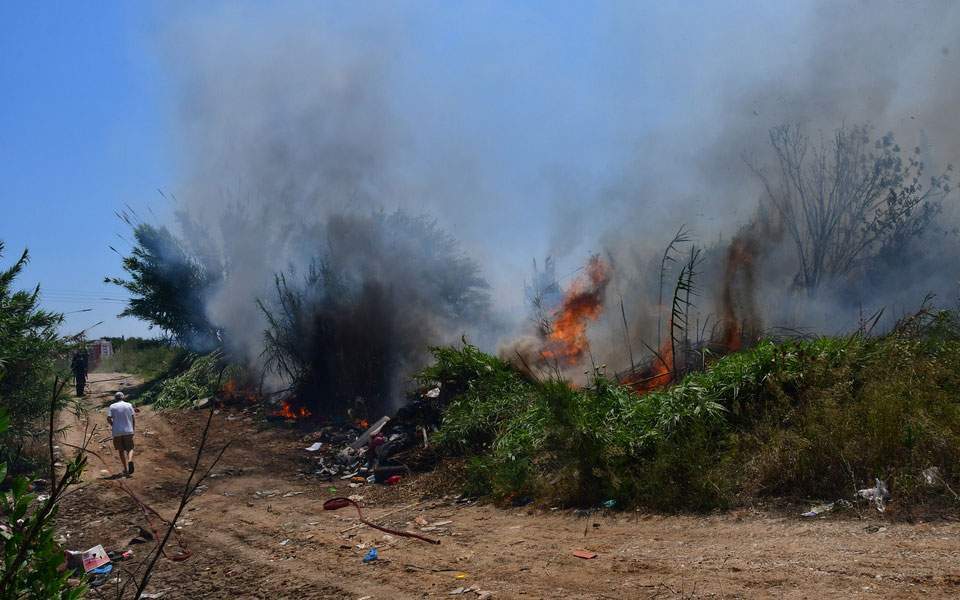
left=71, top=349, right=88, bottom=396
left=107, top=392, right=136, bottom=476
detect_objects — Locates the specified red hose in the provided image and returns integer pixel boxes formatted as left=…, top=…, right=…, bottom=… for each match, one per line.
left=324, top=497, right=440, bottom=545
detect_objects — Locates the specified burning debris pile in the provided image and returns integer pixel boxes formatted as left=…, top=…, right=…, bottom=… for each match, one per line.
left=289, top=385, right=447, bottom=485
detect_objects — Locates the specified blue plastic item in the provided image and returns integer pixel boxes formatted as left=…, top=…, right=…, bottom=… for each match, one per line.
left=363, top=548, right=378, bottom=563
left=89, top=563, right=113, bottom=575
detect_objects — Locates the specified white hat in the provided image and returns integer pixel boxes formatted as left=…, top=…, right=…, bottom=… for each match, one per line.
left=114, top=392, right=125, bottom=401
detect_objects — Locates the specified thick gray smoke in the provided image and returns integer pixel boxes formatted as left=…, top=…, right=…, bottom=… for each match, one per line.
left=160, top=1, right=960, bottom=389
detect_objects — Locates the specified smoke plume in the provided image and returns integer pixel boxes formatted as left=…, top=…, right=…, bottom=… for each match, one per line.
left=156, top=2, right=960, bottom=399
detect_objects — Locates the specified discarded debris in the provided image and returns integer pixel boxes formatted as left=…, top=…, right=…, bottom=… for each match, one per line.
left=858, top=479, right=890, bottom=512
left=363, top=548, right=379, bottom=563
left=324, top=497, right=440, bottom=544
left=572, top=549, right=598, bottom=559
left=305, top=442, right=323, bottom=452
left=801, top=502, right=834, bottom=518
left=82, top=544, right=110, bottom=573
left=351, top=416, right=391, bottom=449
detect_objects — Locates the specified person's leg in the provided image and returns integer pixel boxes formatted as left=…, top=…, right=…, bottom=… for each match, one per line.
left=116, top=448, right=128, bottom=474
left=127, top=444, right=134, bottom=474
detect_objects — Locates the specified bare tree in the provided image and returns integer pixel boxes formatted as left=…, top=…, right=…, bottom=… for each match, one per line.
left=748, top=123, right=951, bottom=295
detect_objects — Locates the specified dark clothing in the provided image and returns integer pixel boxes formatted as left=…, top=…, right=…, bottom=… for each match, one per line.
left=71, top=352, right=88, bottom=396
left=112, top=434, right=134, bottom=451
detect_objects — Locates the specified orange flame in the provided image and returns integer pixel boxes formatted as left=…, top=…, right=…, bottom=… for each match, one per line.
left=622, top=337, right=673, bottom=394
left=541, top=256, right=610, bottom=366
left=276, top=401, right=312, bottom=420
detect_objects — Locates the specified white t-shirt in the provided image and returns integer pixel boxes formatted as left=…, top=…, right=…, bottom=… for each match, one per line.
left=108, top=401, right=135, bottom=436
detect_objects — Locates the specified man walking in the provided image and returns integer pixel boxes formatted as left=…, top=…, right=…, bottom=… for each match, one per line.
left=71, top=349, right=88, bottom=396
left=107, top=392, right=136, bottom=476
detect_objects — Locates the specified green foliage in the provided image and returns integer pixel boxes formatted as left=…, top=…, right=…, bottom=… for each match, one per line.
left=0, top=408, right=87, bottom=599
left=93, top=337, right=183, bottom=379
left=0, top=242, right=65, bottom=470
left=428, top=317, right=960, bottom=511
left=142, top=353, right=238, bottom=410
left=106, top=224, right=218, bottom=348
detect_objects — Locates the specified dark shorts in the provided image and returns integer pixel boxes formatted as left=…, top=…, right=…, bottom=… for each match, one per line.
left=113, top=434, right=134, bottom=451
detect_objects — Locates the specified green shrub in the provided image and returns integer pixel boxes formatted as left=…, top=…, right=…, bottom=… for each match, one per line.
left=0, top=243, right=65, bottom=472
left=0, top=408, right=87, bottom=599
left=426, top=314, right=960, bottom=511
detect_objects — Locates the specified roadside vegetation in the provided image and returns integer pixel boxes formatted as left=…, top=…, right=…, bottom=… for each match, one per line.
left=0, top=242, right=86, bottom=598
left=93, top=337, right=183, bottom=380
left=425, top=308, right=960, bottom=511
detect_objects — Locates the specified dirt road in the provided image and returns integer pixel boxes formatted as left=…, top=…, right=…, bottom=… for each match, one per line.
left=56, top=374, right=960, bottom=599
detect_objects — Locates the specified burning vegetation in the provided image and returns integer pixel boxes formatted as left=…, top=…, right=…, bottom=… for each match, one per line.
left=539, top=256, right=610, bottom=366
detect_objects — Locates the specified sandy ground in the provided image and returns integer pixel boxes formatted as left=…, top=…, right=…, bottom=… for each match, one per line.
left=55, top=373, right=960, bottom=599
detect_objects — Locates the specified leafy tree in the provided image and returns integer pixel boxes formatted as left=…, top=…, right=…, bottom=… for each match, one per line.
left=0, top=243, right=64, bottom=469
left=749, top=123, right=951, bottom=295
left=106, top=224, right=218, bottom=348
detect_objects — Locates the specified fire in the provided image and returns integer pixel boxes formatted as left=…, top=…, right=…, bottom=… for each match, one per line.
left=541, top=256, right=610, bottom=366
left=355, top=419, right=369, bottom=430
left=276, top=401, right=312, bottom=420
left=622, top=337, right=673, bottom=394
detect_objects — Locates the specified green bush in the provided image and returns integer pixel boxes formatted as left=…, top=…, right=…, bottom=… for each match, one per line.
left=0, top=243, right=65, bottom=472
left=426, top=313, right=960, bottom=511
left=0, top=408, right=87, bottom=599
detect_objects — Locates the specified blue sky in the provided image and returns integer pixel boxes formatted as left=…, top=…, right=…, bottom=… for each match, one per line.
left=1, top=3, right=171, bottom=337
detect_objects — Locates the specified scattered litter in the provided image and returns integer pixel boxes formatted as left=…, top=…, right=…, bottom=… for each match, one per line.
left=386, top=475, right=402, bottom=486
left=801, top=502, right=834, bottom=518
left=305, top=442, right=323, bottom=452
left=351, top=416, right=391, bottom=450
left=426, top=387, right=441, bottom=398
left=89, top=563, right=113, bottom=575
left=280, top=539, right=292, bottom=546
left=454, top=572, right=469, bottom=579
left=601, top=499, right=616, bottom=509
left=348, top=494, right=364, bottom=503
left=255, top=490, right=281, bottom=499
left=363, top=548, right=379, bottom=563
left=282, top=491, right=305, bottom=498
left=858, top=479, right=890, bottom=512
left=140, top=593, right=167, bottom=599
left=572, top=549, right=598, bottom=559
left=82, top=545, right=110, bottom=572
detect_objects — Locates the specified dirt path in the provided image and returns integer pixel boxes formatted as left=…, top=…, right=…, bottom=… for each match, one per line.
left=56, top=374, right=960, bottom=599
